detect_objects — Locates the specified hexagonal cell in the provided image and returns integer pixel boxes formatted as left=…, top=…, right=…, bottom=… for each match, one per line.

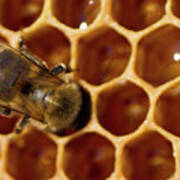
left=155, top=83, right=180, bottom=137
left=75, top=28, right=131, bottom=85
left=63, top=133, right=115, bottom=180
left=0, top=0, right=44, bottom=31
left=172, top=0, right=180, bottom=18
left=136, top=25, right=180, bottom=86
left=0, top=113, right=21, bottom=135
left=52, top=0, right=101, bottom=29
left=111, top=0, right=166, bottom=31
left=5, top=128, right=57, bottom=180
left=23, top=26, right=70, bottom=69
left=122, top=131, right=175, bottom=180
left=97, top=81, right=149, bottom=136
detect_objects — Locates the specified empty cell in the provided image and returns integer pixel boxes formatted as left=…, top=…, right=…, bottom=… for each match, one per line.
left=122, top=131, right=175, bottom=180
left=75, top=28, right=131, bottom=85
left=0, top=113, right=21, bottom=135
left=52, top=0, right=101, bottom=29
left=155, top=83, right=180, bottom=137
left=136, top=25, right=180, bottom=86
left=63, top=133, right=115, bottom=180
left=23, top=26, right=70, bottom=69
left=0, top=0, right=44, bottom=31
left=111, top=0, right=166, bottom=31
left=97, top=81, right=149, bottom=136
left=172, top=0, right=180, bottom=18
left=6, top=128, right=57, bottom=180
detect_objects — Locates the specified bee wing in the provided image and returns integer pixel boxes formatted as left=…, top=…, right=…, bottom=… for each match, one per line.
left=0, top=44, right=61, bottom=122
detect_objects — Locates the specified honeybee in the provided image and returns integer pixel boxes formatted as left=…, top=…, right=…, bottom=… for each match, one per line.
left=0, top=40, right=88, bottom=135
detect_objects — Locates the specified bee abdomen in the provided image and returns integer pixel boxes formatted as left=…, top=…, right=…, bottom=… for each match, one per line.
left=0, top=49, right=29, bottom=101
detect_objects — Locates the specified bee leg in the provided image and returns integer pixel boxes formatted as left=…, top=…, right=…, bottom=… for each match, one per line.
left=15, top=115, right=30, bottom=134
left=18, top=38, right=49, bottom=72
left=50, top=64, right=73, bottom=76
left=0, top=106, right=11, bottom=116
left=19, top=38, right=74, bottom=76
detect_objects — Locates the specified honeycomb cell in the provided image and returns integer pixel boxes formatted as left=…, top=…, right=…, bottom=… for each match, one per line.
left=0, top=114, right=20, bottom=135
left=6, top=128, right=57, bottom=180
left=122, top=131, right=175, bottom=180
left=136, top=25, right=180, bottom=86
left=63, top=133, right=115, bottom=180
left=172, top=0, right=180, bottom=18
left=111, top=0, right=166, bottom=31
left=97, top=81, right=149, bottom=136
left=155, top=83, right=180, bottom=137
left=24, top=26, right=70, bottom=69
left=52, top=0, right=101, bottom=29
left=0, top=0, right=44, bottom=31
left=75, top=28, right=131, bottom=85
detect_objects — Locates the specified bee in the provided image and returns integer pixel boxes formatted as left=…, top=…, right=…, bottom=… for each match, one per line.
left=0, top=39, right=87, bottom=135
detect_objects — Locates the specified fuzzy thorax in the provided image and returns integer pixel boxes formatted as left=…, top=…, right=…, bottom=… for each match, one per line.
left=44, top=83, right=82, bottom=132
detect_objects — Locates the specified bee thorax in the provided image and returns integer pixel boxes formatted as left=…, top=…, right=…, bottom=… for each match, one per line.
left=44, top=83, right=82, bottom=132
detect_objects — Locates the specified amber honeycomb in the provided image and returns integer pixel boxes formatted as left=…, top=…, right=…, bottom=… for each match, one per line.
left=1, top=0, right=180, bottom=179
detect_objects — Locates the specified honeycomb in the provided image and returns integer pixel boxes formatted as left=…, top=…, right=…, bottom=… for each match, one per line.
left=0, top=0, right=180, bottom=179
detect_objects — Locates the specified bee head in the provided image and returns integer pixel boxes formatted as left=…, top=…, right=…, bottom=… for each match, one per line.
left=44, top=83, right=82, bottom=132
